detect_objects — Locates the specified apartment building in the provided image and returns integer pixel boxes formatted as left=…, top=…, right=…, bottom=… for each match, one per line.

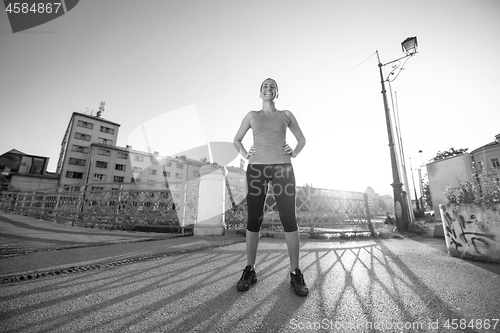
left=57, top=111, right=120, bottom=190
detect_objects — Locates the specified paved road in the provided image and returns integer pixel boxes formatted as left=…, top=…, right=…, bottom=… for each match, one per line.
left=0, top=213, right=499, bottom=333
left=0, top=212, right=181, bottom=257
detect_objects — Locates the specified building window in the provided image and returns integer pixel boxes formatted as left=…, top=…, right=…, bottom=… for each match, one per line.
left=175, top=173, right=183, bottom=179
left=166, top=161, right=172, bottom=167
left=133, top=167, right=142, bottom=173
left=91, top=186, right=104, bottom=191
left=74, top=132, right=91, bottom=141
left=96, top=161, right=108, bottom=168
left=476, top=160, right=484, bottom=172
left=117, top=152, right=128, bottom=159
left=165, top=171, right=170, bottom=177
left=98, top=148, right=110, bottom=156
left=64, top=185, right=81, bottom=191
left=77, top=120, right=94, bottom=129
left=134, top=155, right=144, bottom=162
left=491, top=157, right=500, bottom=168
left=193, top=171, right=200, bottom=177
left=68, top=158, right=86, bottom=166
left=131, top=178, right=136, bottom=183
left=98, top=137, right=113, bottom=145
left=148, top=169, right=157, bottom=175
left=136, top=178, right=141, bottom=183
left=93, top=174, right=105, bottom=181
left=71, top=145, right=89, bottom=154
left=66, top=171, right=83, bottom=179
left=70, top=186, right=81, bottom=191
left=147, top=180, right=156, bottom=186
left=100, top=126, right=115, bottom=134
left=150, top=157, right=159, bottom=165
left=113, top=176, right=124, bottom=182
left=176, top=163, right=184, bottom=169
left=115, top=164, right=126, bottom=171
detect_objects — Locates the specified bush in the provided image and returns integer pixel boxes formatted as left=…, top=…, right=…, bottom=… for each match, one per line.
left=445, top=171, right=500, bottom=208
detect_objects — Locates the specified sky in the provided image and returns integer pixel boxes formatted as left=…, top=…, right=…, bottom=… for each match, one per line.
left=1, top=0, right=499, bottom=197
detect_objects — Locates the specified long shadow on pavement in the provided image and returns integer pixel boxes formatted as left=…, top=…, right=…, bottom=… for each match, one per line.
left=1, top=238, right=498, bottom=332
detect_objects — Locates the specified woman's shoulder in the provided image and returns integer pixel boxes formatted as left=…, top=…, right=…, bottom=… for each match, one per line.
left=245, top=110, right=260, bottom=118
left=241, top=110, right=259, bottom=123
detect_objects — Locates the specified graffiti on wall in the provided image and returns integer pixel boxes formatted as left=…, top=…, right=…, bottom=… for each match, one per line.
left=439, top=204, right=500, bottom=263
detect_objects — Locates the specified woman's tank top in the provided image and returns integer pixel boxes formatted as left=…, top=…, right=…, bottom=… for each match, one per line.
left=249, top=110, right=291, bottom=164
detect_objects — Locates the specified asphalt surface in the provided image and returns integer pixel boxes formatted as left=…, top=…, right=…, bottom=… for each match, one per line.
left=0, top=212, right=499, bottom=333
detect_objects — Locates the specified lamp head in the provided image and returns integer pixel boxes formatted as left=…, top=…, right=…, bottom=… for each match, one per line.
left=401, top=36, right=418, bottom=56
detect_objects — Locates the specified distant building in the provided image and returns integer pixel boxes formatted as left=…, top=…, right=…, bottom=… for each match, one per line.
left=0, top=149, right=58, bottom=192
left=53, top=110, right=216, bottom=194
left=364, top=186, right=394, bottom=215
left=470, top=133, right=500, bottom=178
left=57, top=111, right=120, bottom=190
left=2, top=106, right=247, bottom=197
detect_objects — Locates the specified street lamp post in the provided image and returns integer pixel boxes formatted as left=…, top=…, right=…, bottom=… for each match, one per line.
left=418, top=149, right=426, bottom=213
left=409, top=157, right=422, bottom=217
left=376, top=36, right=418, bottom=231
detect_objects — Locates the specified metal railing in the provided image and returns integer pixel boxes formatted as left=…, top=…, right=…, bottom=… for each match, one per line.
left=1, top=182, right=375, bottom=235
left=225, top=186, right=375, bottom=234
left=0, top=181, right=198, bottom=233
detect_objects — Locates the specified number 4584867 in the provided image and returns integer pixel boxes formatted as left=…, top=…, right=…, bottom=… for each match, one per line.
left=444, top=319, right=498, bottom=330
left=5, top=3, right=62, bottom=14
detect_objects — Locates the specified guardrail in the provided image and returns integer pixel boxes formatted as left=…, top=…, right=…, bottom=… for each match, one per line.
left=1, top=183, right=375, bottom=235
left=225, top=186, right=375, bottom=234
left=0, top=181, right=197, bottom=233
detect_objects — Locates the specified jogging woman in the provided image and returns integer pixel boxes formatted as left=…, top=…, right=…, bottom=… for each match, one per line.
left=233, top=78, right=308, bottom=296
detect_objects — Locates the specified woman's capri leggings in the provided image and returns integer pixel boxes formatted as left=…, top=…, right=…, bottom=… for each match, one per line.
left=246, top=163, right=297, bottom=232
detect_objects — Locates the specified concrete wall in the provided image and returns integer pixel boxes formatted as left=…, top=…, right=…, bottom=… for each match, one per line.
left=439, top=203, right=500, bottom=263
left=426, top=153, right=473, bottom=220
left=10, top=174, right=59, bottom=192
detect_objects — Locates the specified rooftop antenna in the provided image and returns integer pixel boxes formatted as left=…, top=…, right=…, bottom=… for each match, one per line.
left=85, top=108, right=94, bottom=116
left=96, top=101, right=105, bottom=118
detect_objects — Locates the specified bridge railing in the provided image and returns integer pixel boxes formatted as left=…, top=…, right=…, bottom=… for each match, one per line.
left=1, top=182, right=375, bottom=235
left=224, top=185, right=375, bottom=234
left=0, top=181, right=198, bottom=233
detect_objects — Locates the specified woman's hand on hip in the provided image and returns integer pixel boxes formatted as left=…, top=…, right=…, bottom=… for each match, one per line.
left=283, top=144, right=297, bottom=158
left=246, top=145, right=256, bottom=159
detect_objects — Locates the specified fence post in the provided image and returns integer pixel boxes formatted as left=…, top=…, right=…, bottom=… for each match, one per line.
left=75, top=187, right=85, bottom=224
left=41, top=193, right=46, bottom=215
left=179, top=183, right=187, bottom=230
left=115, top=184, right=122, bottom=224
left=308, top=186, right=315, bottom=232
left=54, top=188, right=61, bottom=216
left=20, top=192, right=26, bottom=214
left=363, top=193, right=375, bottom=237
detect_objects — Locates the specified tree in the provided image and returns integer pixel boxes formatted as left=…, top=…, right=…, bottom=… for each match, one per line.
left=430, top=147, right=468, bottom=162
left=423, top=181, right=432, bottom=209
